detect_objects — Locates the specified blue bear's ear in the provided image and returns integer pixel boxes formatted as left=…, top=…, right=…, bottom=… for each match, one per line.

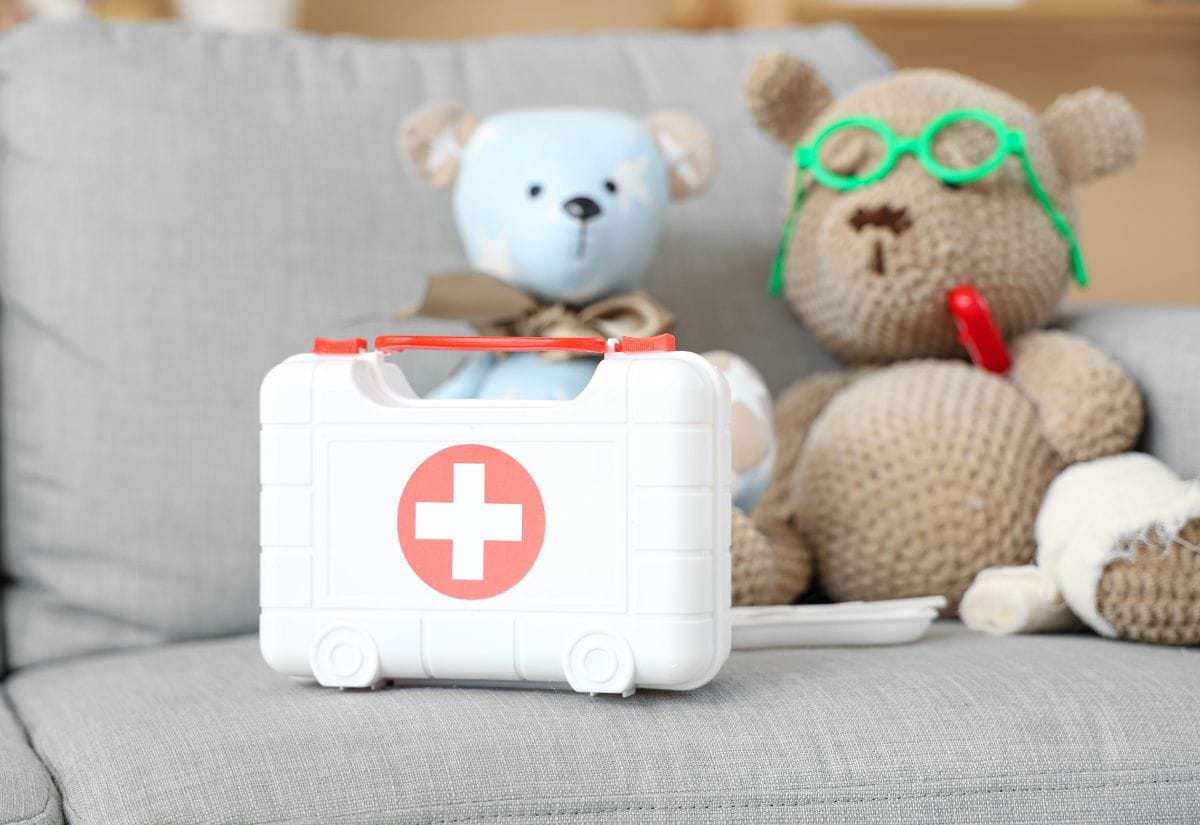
left=399, top=103, right=479, bottom=188
left=644, top=111, right=715, bottom=200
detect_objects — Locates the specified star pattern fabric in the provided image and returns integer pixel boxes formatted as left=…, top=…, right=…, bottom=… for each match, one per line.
left=654, top=132, right=705, bottom=191
left=463, top=121, right=501, bottom=158
left=611, top=155, right=654, bottom=211
left=424, top=123, right=464, bottom=177
left=473, top=230, right=517, bottom=278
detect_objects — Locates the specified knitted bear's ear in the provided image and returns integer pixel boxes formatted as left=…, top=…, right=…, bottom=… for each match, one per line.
left=745, top=51, right=832, bottom=149
left=1040, top=88, right=1144, bottom=186
left=399, top=103, right=479, bottom=188
left=645, top=111, right=714, bottom=199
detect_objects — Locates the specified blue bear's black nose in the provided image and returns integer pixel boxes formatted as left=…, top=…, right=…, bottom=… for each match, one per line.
left=564, top=196, right=602, bottom=222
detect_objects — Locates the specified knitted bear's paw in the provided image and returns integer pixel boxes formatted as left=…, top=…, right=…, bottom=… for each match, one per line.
left=732, top=507, right=815, bottom=605
left=731, top=507, right=778, bottom=606
left=1097, top=517, right=1200, bottom=645
left=1032, top=453, right=1200, bottom=644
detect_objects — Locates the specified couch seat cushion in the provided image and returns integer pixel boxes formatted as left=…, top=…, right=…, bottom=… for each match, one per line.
left=7, top=623, right=1199, bottom=824
left=0, top=688, right=61, bottom=825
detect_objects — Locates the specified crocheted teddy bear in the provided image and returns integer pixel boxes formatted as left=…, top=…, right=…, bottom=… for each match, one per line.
left=399, top=104, right=791, bottom=602
left=742, top=52, right=1196, bottom=638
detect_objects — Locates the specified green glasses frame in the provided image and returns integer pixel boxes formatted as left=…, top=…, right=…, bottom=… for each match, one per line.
left=769, top=108, right=1087, bottom=294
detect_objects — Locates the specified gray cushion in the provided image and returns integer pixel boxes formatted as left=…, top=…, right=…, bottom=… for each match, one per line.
left=0, top=21, right=887, bottom=669
left=0, top=689, right=62, bottom=825
left=6, top=623, right=1198, bottom=824
left=1056, top=304, right=1200, bottom=479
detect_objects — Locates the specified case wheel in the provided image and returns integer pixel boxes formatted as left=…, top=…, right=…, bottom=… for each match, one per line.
left=310, top=626, right=382, bottom=688
left=563, top=630, right=636, bottom=696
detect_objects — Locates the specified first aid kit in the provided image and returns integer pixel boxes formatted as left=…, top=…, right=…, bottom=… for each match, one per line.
left=259, top=334, right=942, bottom=696
left=260, top=334, right=733, bottom=695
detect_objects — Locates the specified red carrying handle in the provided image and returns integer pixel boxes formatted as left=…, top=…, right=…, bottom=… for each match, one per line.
left=374, top=334, right=675, bottom=354
left=375, top=335, right=608, bottom=354
left=312, top=334, right=676, bottom=356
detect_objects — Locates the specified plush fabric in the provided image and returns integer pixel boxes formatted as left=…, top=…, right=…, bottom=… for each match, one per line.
left=7, top=623, right=1200, bottom=825
left=1099, top=518, right=1200, bottom=644
left=745, top=61, right=1141, bottom=362
left=0, top=690, right=62, bottom=825
left=398, top=101, right=779, bottom=528
left=0, top=21, right=889, bottom=669
left=742, top=55, right=1154, bottom=619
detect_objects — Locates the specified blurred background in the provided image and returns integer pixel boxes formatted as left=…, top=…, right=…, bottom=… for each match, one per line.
left=7, top=0, right=1197, bottom=304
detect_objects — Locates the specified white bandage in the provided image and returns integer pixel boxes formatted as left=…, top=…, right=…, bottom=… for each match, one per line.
left=960, top=565, right=1079, bottom=636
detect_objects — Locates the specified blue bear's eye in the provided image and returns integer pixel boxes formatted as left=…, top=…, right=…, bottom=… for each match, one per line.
left=528, top=184, right=542, bottom=198
left=604, top=180, right=618, bottom=194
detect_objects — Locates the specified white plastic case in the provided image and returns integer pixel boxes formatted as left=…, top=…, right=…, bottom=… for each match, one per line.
left=259, top=335, right=732, bottom=695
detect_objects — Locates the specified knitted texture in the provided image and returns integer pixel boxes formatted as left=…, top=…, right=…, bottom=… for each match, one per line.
left=744, top=51, right=832, bottom=149
left=752, top=371, right=859, bottom=602
left=1097, top=518, right=1200, bottom=645
left=794, top=362, right=1062, bottom=610
left=767, top=69, right=1078, bottom=364
left=744, top=56, right=1146, bottom=615
left=730, top=507, right=779, bottom=605
left=1009, top=331, right=1144, bottom=464
left=1042, top=88, right=1145, bottom=187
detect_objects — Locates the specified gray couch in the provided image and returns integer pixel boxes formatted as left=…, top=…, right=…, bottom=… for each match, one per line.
left=0, top=20, right=1197, bottom=825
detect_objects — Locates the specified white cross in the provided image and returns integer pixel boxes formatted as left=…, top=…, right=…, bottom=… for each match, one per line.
left=473, top=230, right=517, bottom=279
left=414, top=463, right=523, bottom=581
left=424, top=123, right=463, bottom=177
left=611, top=154, right=653, bottom=211
left=655, top=132, right=706, bottom=190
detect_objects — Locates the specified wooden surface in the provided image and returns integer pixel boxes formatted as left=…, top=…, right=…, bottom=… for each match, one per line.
left=298, top=0, right=672, bottom=38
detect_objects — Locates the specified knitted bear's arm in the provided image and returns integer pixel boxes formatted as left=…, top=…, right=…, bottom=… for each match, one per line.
left=752, top=370, right=863, bottom=600
left=1009, top=330, right=1144, bottom=464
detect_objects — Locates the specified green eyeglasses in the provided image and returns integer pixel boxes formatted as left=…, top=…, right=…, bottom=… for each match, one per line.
left=769, top=108, right=1087, bottom=294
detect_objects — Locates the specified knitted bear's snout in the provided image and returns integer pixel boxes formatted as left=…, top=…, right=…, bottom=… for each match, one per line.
left=841, top=203, right=915, bottom=276
left=848, top=204, right=913, bottom=236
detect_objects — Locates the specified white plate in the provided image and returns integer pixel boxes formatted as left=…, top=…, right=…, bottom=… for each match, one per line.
left=731, top=596, right=947, bottom=649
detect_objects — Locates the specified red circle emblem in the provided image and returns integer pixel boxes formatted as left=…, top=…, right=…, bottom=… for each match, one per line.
left=397, top=444, right=545, bottom=600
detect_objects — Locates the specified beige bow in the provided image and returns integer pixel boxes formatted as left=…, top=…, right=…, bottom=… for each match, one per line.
left=394, top=272, right=675, bottom=359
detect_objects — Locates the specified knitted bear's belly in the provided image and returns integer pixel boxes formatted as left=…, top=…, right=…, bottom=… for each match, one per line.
left=794, top=361, right=1062, bottom=612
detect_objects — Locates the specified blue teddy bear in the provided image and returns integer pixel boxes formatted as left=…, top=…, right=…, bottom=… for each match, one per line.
left=401, top=104, right=776, bottom=512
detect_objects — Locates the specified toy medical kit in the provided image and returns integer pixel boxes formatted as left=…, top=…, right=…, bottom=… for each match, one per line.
left=769, top=108, right=1088, bottom=295
left=261, top=334, right=733, bottom=695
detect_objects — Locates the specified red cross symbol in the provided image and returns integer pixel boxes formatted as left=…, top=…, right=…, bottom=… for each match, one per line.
left=397, top=444, right=545, bottom=600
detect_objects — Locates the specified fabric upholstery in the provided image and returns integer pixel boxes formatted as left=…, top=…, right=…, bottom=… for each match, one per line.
left=0, top=21, right=888, bottom=668
left=1056, top=303, right=1200, bottom=479
left=6, top=623, right=1199, bottom=824
left=0, top=689, right=62, bottom=825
